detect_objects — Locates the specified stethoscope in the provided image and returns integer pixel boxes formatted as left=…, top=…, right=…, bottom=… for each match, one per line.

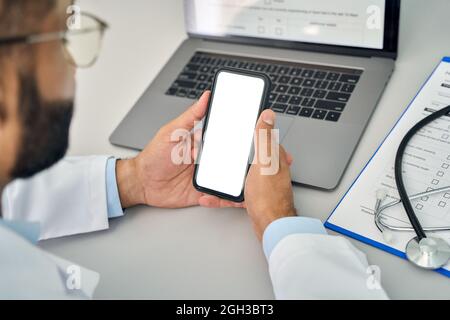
left=374, top=105, right=450, bottom=270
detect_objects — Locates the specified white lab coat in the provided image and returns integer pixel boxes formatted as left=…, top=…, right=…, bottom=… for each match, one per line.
left=1, top=156, right=110, bottom=299
left=1, top=156, right=388, bottom=299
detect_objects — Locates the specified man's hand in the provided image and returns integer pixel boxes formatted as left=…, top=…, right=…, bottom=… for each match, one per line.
left=245, top=109, right=296, bottom=240
left=116, top=91, right=243, bottom=209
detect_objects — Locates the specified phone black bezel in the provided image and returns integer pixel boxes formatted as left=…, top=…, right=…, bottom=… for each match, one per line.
left=193, top=68, right=271, bottom=203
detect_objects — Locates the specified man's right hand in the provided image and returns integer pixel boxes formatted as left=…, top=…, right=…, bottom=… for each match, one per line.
left=244, top=109, right=296, bottom=241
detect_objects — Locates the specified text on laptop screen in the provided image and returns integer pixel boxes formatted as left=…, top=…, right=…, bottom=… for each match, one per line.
left=185, top=0, right=386, bottom=50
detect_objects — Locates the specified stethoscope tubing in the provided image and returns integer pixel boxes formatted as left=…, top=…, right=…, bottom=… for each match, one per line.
left=394, top=105, right=450, bottom=241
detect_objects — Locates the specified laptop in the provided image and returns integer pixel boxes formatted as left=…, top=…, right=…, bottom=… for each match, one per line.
left=110, top=0, right=400, bottom=190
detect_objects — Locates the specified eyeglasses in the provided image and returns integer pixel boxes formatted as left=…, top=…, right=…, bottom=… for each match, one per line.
left=0, top=12, right=108, bottom=68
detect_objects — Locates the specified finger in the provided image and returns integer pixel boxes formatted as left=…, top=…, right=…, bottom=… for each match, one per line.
left=199, top=195, right=245, bottom=208
left=286, top=151, right=293, bottom=166
left=168, top=91, right=210, bottom=131
left=253, top=109, right=276, bottom=164
left=279, top=145, right=290, bottom=168
left=191, top=128, right=203, bottom=162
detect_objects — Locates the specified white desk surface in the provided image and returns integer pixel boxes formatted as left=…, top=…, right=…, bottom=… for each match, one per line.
left=40, top=0, right=450, bottom=299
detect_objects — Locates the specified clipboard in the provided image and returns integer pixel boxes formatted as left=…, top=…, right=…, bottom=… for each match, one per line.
left=325, top=57, right=450, bottom=278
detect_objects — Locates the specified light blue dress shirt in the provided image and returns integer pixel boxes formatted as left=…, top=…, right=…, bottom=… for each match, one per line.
left=262, top=216, right=327, bottom=260
left=105, top=157, right=125, bottom=219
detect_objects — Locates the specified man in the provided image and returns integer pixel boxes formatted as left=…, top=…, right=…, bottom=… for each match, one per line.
left=0, top=0, right=387, bottom=299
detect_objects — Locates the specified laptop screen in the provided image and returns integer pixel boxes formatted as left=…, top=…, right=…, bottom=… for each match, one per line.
left=185, top=0, right=387, bottom=50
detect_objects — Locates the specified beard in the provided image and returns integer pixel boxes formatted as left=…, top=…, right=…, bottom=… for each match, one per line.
left=11, top=73, right=73, bottom=179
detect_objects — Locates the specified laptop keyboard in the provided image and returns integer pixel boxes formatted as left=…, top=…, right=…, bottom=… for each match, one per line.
left=165, top=51, right=363, bottom=122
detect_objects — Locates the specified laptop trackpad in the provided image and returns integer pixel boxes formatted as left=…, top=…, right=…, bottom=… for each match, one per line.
left=275, top=115, right=294, bottom=143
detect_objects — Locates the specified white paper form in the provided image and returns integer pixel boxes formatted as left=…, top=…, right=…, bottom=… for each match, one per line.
left=325, top=57, right=450, bottom=277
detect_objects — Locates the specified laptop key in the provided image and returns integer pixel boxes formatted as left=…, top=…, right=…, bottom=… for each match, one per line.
left=194, top=90, right=202, bottom=98
left=291, top=77, right=303, bottom=86
left=175, top=80, right=196, bottom=89
left=325, top=111, right=342, bottom=122
left=315, top=80, right=329, bottom=89
left=312, top=109, right=327, bottom=120
left=268, top=93, right=278, bottom=103
left=178, top=72, right=197, bottom=80
left=275, top=85, right=288, bottom=93
left=290, top=68, right=302, bottom=76
left=315, top=99, right=346, bottom=112
left=266, top=65, right=278, bottom=73
left=302, top=69, right=314, bottom=78
left=339, top=74, right=360, bottom=84
left=286, top=106, right=301, bottom=115
left=197, top=83, right=208, bottom=90
left=184, top=64, right=200, bottom=72
left=166, top=87, right=177, bottom=96
left=326, top=91, right=351, bottom=102
left=272, top=103, right=288, bottom=113
left=303, top=79, right=315, bottom=87
left=299, top=108, right=313, bottom=117
left=269, top=74, right=279, bottom=82
left=300, top=88, right=314, bottom=97
left=187, top=90, right=198, bottom=99
left=288, top=86, right=301, bottom=95
left=341, top=83, right=356, bottom=93
left=327, top=72, right=340, bottom=81
left=176, top=89, right=188, bottom=97
left=301, top=98, right=316, bottom=107
left=278, top=66, right=290, bottom=75
left=314, top=71, right=327, bottom=79
left=277, top=94, right=290, bottom=103
left=328, top=82, right=341, bottom=91
left=313, top=89, right=327, bottom=99
left=256, top=64, right=266, bottom=72
left=199, top=57, right=210, bottom=64
left=279, top=76, right=291, bottom=84
left=289, top=96, right=302, bottom=105
left=190, top=55, right=201, bottom=64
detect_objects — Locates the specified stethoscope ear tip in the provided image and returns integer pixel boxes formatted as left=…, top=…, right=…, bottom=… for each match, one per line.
left=376, top=189, right=388, bottom=201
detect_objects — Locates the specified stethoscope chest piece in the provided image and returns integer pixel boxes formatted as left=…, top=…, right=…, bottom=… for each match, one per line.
left=405, top=237, right=450, bottom=269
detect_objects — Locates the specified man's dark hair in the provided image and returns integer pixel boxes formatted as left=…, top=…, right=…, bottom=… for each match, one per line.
left=0, top=0, right=57, bottom=36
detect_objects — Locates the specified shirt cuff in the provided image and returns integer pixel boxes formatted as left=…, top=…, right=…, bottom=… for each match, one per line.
left=105, top=157, right=124, bottom=219
left=262, top=216, right=327, bottom=260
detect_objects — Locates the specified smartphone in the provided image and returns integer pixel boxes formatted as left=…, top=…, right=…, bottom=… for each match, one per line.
left=193, top=68, right=271, bottom=202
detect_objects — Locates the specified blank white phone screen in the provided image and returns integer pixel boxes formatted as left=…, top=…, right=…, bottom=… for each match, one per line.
left=196, top=71, right=265, bottom=197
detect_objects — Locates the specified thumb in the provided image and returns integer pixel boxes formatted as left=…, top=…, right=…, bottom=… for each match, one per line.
left=256, top=109, right=276, bottom=132
left=253, top=109, right=276, bottom=164
left=168, top=91, right=210, bottom=131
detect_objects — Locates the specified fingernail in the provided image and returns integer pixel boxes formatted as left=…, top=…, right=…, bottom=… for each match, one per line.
left=263, top=111, right=275, bottom=126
